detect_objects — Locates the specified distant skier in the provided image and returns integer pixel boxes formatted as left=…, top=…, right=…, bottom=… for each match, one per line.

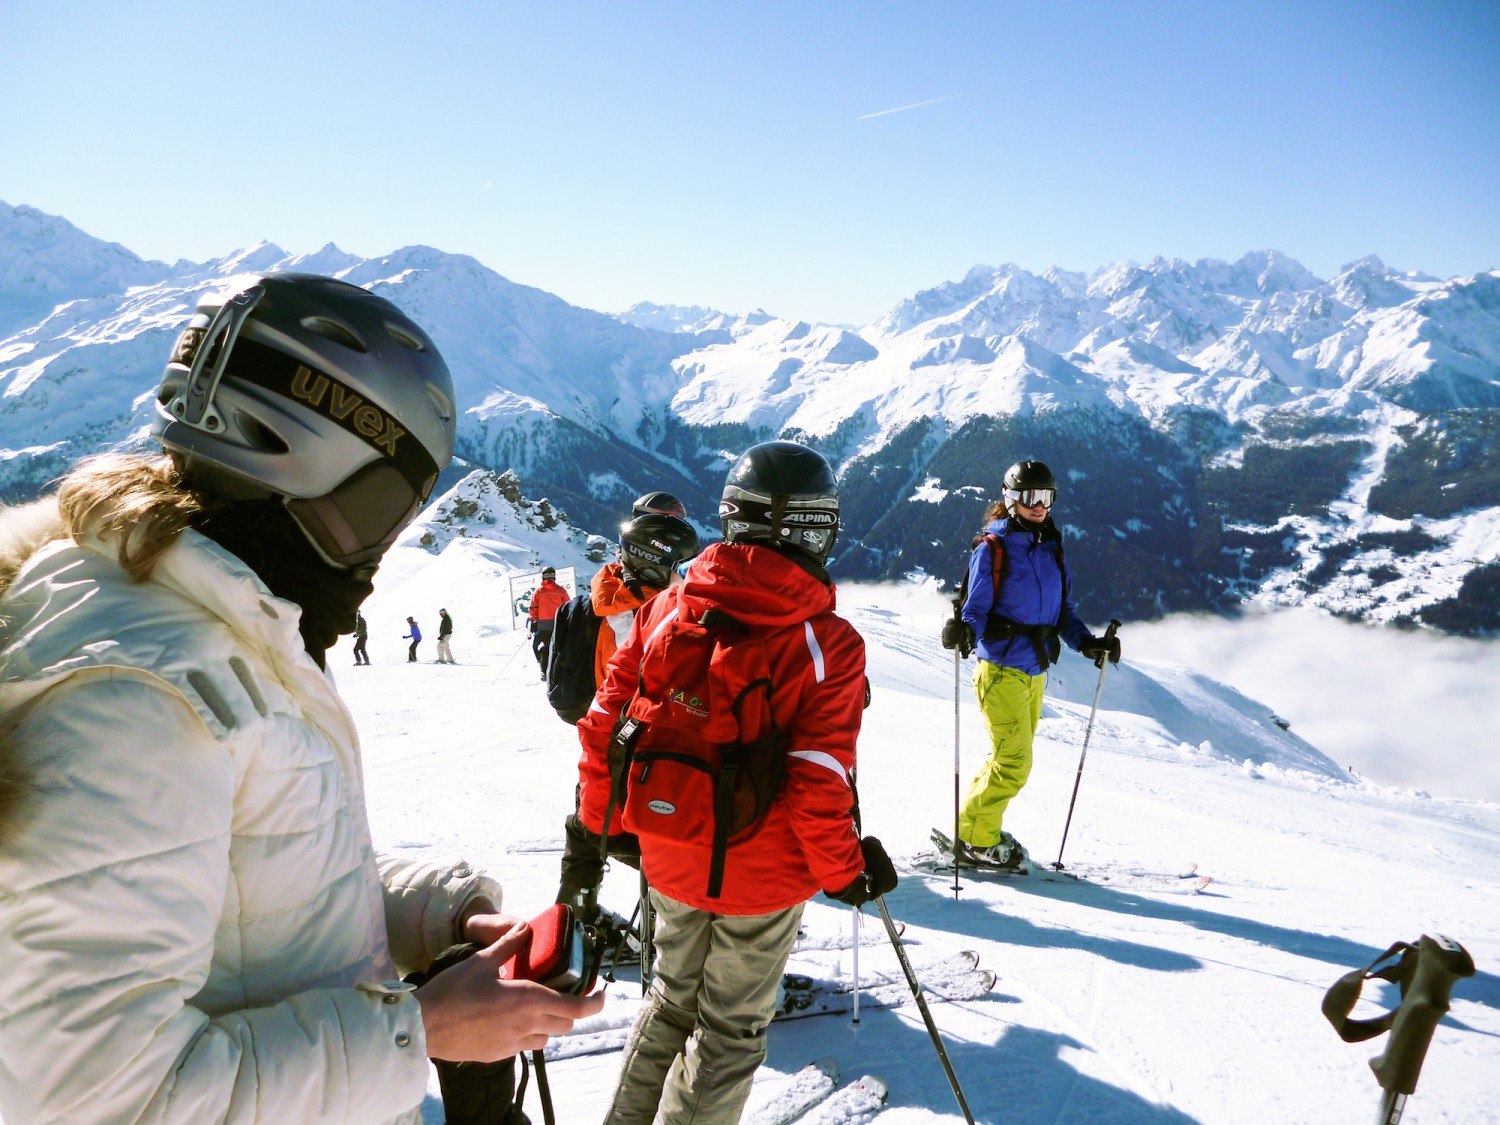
left=940, top=459, right=1121, bottom=869
left=404, top=615, right=422, bottom=662
left=527, top=567, right=569, bottom=675
left=352, top=610, right=370, bottom=665
left=436, top=608, right=455, bottom=664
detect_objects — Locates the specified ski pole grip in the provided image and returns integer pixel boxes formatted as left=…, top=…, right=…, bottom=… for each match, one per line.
left=1368, top=934, right=1474, bottom=1095
left=1093, top=619, right=1122, bottom=670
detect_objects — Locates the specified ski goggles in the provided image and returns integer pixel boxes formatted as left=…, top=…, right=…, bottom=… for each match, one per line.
left=1004, top=487, right=1056, bottom=509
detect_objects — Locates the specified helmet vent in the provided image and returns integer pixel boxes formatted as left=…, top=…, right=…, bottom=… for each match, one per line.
left=235, top=411, right=290, bottom=454
left=301, top=316, right=367, bottom=353
left=386, top=323, right=427, bottom=352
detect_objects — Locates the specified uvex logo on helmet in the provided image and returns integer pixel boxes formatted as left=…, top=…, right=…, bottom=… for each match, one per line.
left=291, top=366, right=407, bottom=457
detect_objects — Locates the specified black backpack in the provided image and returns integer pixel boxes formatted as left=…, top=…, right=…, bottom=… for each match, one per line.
left=546, top=593, right=602, bottom=724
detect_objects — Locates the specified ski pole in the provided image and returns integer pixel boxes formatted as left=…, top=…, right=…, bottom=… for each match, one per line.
left=873, top=897, right=975, bottom=1125
left=850, top=904, right=861, bottom=1026
left=1051, top=619, right=1120, bottom=870
left=953, top=647, right=963, bottom=900
left=1322, top=934, right=1475, bottom=1125
left=638, top=872, right=655, bottom=992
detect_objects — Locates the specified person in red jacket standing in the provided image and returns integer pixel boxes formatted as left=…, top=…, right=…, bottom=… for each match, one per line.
left=527, top=566, right=571, bottom=676
left=573, top=441, right=896, bottom=1125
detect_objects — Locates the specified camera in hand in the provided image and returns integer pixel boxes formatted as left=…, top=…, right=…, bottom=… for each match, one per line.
left=500, top=903, right=602, bottom=994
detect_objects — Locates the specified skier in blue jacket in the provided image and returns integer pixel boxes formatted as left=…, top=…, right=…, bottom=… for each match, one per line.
left=404, top=616, right=422, bottom=663
left=944, top=460, right=1121, bottom=868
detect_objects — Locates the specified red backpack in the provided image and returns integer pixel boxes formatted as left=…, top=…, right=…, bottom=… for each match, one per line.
left=600, top=606, right=787, bottom=899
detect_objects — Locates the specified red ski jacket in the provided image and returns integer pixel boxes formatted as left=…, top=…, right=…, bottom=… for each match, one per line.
left=528, top=578, right=570, bottom=631
left=576, top=542, right=866, bottom=914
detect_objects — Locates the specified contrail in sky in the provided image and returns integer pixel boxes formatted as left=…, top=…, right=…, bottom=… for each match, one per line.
left=856, top=94, right=965, bottom=120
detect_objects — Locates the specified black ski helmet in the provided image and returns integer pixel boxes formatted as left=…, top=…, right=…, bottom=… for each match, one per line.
left=1002, top=459, right=1058, bottom=516
left=1003, top=460, right=1056, bottom=492
left=631, top=490, right=688, bottom=520
left=619, top=513, right=700, bottom=589
left=719, top=440, right=840, bottom=565
left=153, top=273, right=456, bottom=573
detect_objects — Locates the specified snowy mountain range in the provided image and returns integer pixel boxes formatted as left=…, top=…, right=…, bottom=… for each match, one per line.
left=3, top=199, right=1498, bottom=635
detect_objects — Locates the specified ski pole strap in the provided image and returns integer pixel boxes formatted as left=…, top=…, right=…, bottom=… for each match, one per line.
left=1323, top=941, right=1420, bottom=1043
left=707, top=744, right=740, bottom=899
left=600, top=714, right=646, bottom=859
left=1323, top=934, right=1475, bottom=1095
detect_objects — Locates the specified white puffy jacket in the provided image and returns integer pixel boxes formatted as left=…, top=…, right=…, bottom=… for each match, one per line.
left=0, top=503, right=502, bottom=1123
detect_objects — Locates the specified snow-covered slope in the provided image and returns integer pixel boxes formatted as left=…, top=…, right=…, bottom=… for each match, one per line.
left=337, top=531, right=1500, bottom=1124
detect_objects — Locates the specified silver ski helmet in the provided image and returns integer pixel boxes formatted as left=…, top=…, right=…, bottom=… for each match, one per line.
left=631, top=490, right=688, bottom=520
left=619, top=513, right=700, bottom=589
left=153, top=273, right=456, bottom=572
left=719, top=440, right=839, bottom=565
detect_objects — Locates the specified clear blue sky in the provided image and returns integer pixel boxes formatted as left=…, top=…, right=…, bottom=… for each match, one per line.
left=4, top=1, right=1498, bottom=325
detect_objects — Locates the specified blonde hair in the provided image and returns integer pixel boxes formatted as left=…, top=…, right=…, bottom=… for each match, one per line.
left=56, top=453, right=207, bottom=583
left=984, top=499, right=1008, bottom=523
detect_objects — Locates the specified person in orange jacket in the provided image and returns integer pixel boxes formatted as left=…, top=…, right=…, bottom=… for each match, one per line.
left=589, top=509, right=699, bottom=686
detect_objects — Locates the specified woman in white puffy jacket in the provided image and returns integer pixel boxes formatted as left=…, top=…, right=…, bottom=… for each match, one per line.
left=0, top=274, right=601, bottom=1123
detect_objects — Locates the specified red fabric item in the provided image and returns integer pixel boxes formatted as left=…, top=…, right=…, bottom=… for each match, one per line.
left=528, top=578, right=570, bottom=627
left=499, top=904, right=572, bottom=985
left=577, top=542, right=866, bottom=914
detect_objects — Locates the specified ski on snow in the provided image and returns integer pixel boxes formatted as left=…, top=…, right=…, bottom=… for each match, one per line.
left=745, top=1066, right=888, bottom=1125
left=743, top=1059, right=840, bottom=1125
left=778, top=950, right=997, bottom=1022
left=544, top=952, right=995, bottom=1060
left=920, top=828, right=1213, bottom=895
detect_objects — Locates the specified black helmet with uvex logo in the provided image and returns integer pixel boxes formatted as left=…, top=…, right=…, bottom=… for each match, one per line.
left=619, top=513, right=700, bottom=589
left=719, top=440, right=840, bottom=565
left=152, top=273, right=456, bottom=573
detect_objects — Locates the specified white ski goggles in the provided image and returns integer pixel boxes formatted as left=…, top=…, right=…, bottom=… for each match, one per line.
left=1004, top=487, right=1056, bottom=509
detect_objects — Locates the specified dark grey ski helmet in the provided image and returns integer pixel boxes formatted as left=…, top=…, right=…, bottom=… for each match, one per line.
left=631, top=490, right=688, bottom=519
left=619, top=513, right=700, bottom=589
left=153, top=273, right=456, bottom=572
left=719, top=440, right=839, bottom=565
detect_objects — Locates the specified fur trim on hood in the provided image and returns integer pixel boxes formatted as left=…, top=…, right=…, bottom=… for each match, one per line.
left=0, top=498, right=69, bottom=841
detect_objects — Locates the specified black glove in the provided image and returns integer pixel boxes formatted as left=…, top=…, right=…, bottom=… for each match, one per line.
left=1080, top=633, right=1122, bottom=666
left=826, top=836, right=899, bottom=907
left=940, top=618, right=976, bottom=658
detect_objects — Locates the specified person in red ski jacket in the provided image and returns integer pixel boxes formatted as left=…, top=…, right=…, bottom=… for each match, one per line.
left=573, top=442, right=896, bottom=1125
left=527, top=567, right=571, bottom=675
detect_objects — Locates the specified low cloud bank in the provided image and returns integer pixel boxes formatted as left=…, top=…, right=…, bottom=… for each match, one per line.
left=1127, top=608, right=1500, bottom=803
left=843, top=584, right=1498, bottom=804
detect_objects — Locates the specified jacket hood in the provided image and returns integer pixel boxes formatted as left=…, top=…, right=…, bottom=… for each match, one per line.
left=676, top=542, right=835, bottom=628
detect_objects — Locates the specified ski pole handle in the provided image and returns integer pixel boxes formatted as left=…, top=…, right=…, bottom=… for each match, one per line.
left=1092, top=618, right=1122, bottom=670
left=1370, top=934, right=1474, bottom=1096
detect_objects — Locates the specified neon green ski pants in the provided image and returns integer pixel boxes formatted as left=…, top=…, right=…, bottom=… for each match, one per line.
left=958, top=661, right=1047, bottom=848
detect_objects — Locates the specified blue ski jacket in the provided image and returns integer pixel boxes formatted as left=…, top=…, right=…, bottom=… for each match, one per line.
left=960, top=517, right=1092, bottom=675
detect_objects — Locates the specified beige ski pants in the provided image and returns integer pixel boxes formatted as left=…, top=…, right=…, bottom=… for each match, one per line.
left=603, top=890, right=805, bottom=1125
